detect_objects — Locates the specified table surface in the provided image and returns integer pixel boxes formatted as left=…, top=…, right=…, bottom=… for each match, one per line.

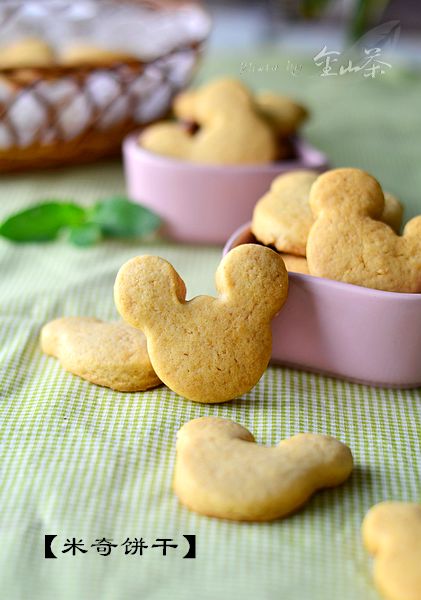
left=0, top=52, right=420, bottom=600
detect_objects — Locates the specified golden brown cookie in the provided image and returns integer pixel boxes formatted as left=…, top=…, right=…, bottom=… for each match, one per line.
left=280, top=253, right=309, bottom=274
left=256, top=91, right=308, bottom=138
left=173, top=416, right=353, bottom=521
left=383, top=192, right=404, bottom=233
left=362, top=501, right=421, bottom=600
left=60, top=44, right=135, bottom=66
left=114, top=244, right=288, bottom=403
left=252, top=170, right=318, bottom=256
left=138, top=122, right=193, bottom=160
left=170, top=83, right=306, bottom=161
left=41, top=317, right=160, bottom=392
left=307, top=168, right=421, bottom=292
left=141, top=78, right=278, bottom=165
left=172, top=88, right=196, bottom=121
left=173, top=86, right=308, bottom=140
left=252, top=171, right=404, bottom=257
left=0, top=38, right=55, bottom=69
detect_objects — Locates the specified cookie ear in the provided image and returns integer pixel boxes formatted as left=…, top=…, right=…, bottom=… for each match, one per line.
left=114, top=255, right=186, bottom=331
left=173, top=89, right=197, bottom=121
left=403, top=215, right=421, bottom=238
left=195, top=78, right=253, bottom=121
left=216, top=244, right=288, bottom=319
left=309, top=168, right=384, bottom=219
left=256, top=92, right=308, bottom=137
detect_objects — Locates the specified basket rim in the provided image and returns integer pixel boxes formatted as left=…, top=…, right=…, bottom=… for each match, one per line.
left=0, top=42, right=202, bottom=79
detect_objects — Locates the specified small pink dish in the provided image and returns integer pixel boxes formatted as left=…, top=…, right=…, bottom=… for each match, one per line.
left=224, top=223, right=421, bottom=389
left=123, top=134, right=328, bottom=244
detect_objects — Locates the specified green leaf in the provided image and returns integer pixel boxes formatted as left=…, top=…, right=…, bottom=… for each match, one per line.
left=300, top=0, right=331, bottom=19
left=0, top=202, right=87, bottom=242
left=91, top=196, right=161, bottom=239
left=68, top=222, right=103, bottom=247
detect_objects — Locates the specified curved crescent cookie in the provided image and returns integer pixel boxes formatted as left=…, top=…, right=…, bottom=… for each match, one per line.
left=362, top=501, right=421, bottom=600
left=41, top=317, right=160, bottom=392
left=173, top=416, right=353, bottom=521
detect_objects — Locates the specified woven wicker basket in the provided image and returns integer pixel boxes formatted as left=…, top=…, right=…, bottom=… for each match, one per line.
left=0, top=1, right=210, bottom=171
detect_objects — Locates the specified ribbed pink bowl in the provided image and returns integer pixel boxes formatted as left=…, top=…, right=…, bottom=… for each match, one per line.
left=224, top=223, right=421, bottom=389
left=123, top=134, right=328, bottom=244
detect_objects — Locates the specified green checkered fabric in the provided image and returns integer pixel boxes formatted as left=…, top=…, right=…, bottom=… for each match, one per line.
left=0, top=53, right=420, bottom=600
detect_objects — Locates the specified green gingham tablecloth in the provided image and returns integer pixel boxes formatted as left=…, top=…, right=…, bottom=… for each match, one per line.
left=0, top=53, right=420, bottom=600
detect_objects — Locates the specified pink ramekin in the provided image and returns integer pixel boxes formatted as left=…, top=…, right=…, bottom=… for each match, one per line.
left=223, top=223, right=421, bottom=389
left=123, top=134, right=328, bottom=244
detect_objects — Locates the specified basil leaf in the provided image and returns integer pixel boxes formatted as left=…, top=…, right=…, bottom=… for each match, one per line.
left=0, top=202, right=87, bottom=242
left=68, top=222, right=102, bottom=247
left=92, top=196, right=161, bottom=238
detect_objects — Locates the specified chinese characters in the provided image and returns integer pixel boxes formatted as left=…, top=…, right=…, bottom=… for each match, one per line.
left=46, top=534, right=196, bottom=559
left=313, top=46, right=392, bottom=78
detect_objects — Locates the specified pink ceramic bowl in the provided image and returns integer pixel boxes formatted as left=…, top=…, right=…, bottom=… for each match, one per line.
left=224, top=223, right=421, bottom=389
left=123, top=134, right=328, bottom=244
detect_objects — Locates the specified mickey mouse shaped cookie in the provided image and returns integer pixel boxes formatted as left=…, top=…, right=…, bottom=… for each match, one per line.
left=114, top=244, right=288, bottom=403
left=141, top=78, right=307, bottom=165
left=173, top=417, right=353, bottom=521
left=307, top=168, right=421, bottom=292
left=141, top=78, right=277, bottom=164
left=362, top=501, right=421, bottom=600
left=252, top=170, right=403, bottom=257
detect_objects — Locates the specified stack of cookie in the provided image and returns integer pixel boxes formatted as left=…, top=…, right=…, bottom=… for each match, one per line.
left=0, top=36, right=137, bottom=68
left=39, top=169, right=421, bottom=600
left=41, top=244, right=289, bottom=399
left=41, top=167, right=421, bottom=398
left=40, top=296, right=421, bottom=600
left=40, top=241, right=358, bottom=528
left=252, top=167, right=421, bottom=293
left=140, top=77, right=308, bottom=165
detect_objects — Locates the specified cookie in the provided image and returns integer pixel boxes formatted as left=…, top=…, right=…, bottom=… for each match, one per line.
left=173, top=86, right=308, bottom=140
left=141, top=78, right=308, bottom=165
left=252, top=170, right=318, bottom=256
left=141, top=78, right=278, bottom=164
left=173, top=416, right=353, bottom=521
left=252, top=171, right=404, bottom=257
left=172, top=87, right=196, bottom=121
left=307, top=168, right=421, bottom=292
left=280, top=253, right=309, bottom=275
left=362, top=501, right=421, bottom=600
left=60, top=44, right=135, bottom=66
left=256, top=91, right=308, bottom=138
left=0, top=37, right=55, bottom=69
left=114, top=244, right=288, bottom=403
left=138, top=122, right=193, bottom=160
left=41, top=317, right=160, bottom=392
left=382, top=192, right=404, bottom=233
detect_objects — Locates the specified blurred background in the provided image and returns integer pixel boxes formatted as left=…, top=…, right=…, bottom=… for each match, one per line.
left=0, top=0, right=420, bottom=214
left=206, top=0, right=420, bottom=64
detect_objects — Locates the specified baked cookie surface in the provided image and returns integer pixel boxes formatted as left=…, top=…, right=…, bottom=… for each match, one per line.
left=0, top=37, right=55, bottom=68
left=280, top=253, right=310, bottom=274
left=141, top=77, right=307, bottom=165
left=41, top=317, right=160, bottom=392
left=252, top=170, right=404, bottom=257
left=173, top=416, right=353, bottom=521
left=307, top=168, right=421, bottom=292
left=114, top=244, right=288, bottom=403
left=362, top=501, right=421, bottom=600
